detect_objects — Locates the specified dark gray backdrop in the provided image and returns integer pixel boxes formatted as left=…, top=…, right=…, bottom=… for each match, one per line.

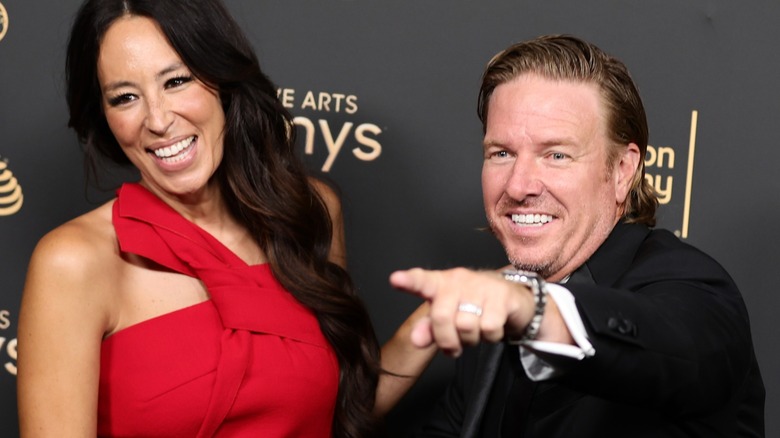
left=0, top=1, right=777, bottom=436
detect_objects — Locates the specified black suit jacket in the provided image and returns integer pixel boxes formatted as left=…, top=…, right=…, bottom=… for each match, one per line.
left=417, top=223, right=765, bottom=437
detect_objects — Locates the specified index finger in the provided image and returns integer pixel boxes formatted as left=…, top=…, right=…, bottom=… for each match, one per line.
left=389, top=268, right=441, bottom=300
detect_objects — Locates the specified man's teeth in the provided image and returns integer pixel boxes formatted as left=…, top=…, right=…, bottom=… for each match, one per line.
left=511, top=213, right=553, bottom=226
left=154, top=136, right=195, bottom=161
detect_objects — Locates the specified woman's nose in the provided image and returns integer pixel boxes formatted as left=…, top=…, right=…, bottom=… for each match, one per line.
left=143, top=96, right=174, bottom=135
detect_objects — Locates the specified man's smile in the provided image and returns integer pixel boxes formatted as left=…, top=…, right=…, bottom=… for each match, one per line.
left=511, top=213, right=554, bottom=227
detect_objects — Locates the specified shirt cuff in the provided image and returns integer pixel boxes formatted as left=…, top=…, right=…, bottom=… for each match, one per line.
left=518, top=283, right=595, bottom=381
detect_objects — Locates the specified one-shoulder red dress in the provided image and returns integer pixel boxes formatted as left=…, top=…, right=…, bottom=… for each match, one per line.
left=97, top=183, right=339, bottom=437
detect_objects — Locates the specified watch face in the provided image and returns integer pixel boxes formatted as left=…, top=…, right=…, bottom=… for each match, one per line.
left=503, top=269, right=541, bottom=283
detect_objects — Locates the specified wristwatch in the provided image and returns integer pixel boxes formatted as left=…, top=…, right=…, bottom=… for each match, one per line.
left=502, top=269, right=547, bottom=343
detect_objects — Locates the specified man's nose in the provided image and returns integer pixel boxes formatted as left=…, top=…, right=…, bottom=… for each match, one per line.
left=143, top=95, right=174, bottom=135
left=504, top=158, right=544, bottom=200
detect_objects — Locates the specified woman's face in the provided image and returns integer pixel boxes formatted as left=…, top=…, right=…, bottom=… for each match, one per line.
left=97, top=15, right=226, bottom=200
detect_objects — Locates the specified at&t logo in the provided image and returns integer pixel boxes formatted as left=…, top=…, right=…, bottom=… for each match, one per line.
left=0, top=2, right=8, bottom=42
left=0, top=159, right=23, bottom=216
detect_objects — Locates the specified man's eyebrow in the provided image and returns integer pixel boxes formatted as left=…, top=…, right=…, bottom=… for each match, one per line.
left=482, top=139, right=505, bottom=148
left=538, top=137, right=576, bottom=147
left=482, top=137, right=577, bottom=149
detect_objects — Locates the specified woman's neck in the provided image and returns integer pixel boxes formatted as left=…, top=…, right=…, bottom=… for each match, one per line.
left=139, top=179, right=233, bottom=229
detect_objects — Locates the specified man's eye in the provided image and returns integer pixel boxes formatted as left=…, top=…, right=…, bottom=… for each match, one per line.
left=492, top=151, right=509, bottom=158
left=551, top=152, right=567, bottom=160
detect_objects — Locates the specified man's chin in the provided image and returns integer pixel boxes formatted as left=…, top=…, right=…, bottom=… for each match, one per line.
left=505, top=252, right=553, bottom=275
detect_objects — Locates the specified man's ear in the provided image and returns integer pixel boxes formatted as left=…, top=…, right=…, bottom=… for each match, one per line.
left=615, top=143, right=641, bottom=204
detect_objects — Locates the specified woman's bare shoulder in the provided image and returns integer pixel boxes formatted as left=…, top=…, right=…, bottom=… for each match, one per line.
left=308, top=177, right=343, bottom=214
left=307, top=177, right=347, bottom=267
left=26, top=200, right=118, bottom=296
left=32, top=202, right=116, bottom=272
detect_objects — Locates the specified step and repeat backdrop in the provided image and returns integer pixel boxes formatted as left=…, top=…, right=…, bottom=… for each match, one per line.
left=1, top=0, right=778, bottom=435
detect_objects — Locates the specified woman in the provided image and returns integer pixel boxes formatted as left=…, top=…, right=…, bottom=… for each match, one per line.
left=17, top=0, right=432, bottom=436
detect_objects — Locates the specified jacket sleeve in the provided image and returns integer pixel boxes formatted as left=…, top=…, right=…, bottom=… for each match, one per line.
left=561, top=230, right=755, bottom=417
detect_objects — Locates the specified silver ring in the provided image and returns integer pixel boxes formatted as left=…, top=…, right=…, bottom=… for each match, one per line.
left=457, top=302, right=483, bottom=317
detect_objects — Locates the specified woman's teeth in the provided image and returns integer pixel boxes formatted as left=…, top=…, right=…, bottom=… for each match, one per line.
left=154, top=136, right=195, bottom=162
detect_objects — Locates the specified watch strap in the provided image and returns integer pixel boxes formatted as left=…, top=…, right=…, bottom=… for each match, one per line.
left=502, top=269, right=548, bottom=344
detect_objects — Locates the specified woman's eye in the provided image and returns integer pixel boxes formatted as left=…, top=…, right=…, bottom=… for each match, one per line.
left=107, top=94, right=136, bottom=107
left=165, top=75, right=192, bottom=89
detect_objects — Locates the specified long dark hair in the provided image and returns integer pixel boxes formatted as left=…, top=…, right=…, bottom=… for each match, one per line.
left=66, top=0, right=380, bottom=435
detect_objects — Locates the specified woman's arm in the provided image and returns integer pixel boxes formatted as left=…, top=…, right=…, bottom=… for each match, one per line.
left=309, top=178, right=437, bottom=416
left=18, top=222, right=109, bottom=437
left=374, top=302, right=437, bottom=417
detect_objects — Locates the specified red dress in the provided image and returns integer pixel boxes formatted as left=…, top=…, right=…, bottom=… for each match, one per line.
left=97, top=183, right=339, bottom=437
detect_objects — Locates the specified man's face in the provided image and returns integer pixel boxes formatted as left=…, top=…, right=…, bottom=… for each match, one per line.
left=482, top=74, right=638, bottom=282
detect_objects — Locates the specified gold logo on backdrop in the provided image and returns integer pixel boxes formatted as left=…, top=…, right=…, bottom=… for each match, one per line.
left=278, top=88, right=383, bottom=172
left=644, top=110, right=698, bottom=239
left=0, top=310, right=16, bottom=376
left=0, top=159, right=24, bottom=216
left=0, top=2, right=8, bottom=42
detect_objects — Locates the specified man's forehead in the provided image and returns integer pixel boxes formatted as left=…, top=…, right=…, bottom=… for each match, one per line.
left=489, top=74, right=605, bottom=115
left=483, top=75, right=607, bottom=146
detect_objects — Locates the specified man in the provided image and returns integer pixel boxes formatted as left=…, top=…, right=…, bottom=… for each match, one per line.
left=390, top=35, right=764, bottom=437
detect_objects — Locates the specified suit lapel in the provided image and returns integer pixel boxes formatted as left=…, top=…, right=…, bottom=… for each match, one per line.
left=584, top=222, right=650, bottom=286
